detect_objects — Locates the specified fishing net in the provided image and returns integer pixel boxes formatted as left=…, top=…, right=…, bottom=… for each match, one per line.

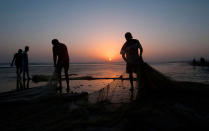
left=89, top=61, right=175, bottom=103
left=88, top=76, right=137, bottom=103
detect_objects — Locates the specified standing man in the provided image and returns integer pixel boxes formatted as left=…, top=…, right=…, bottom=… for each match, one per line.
left=22, top=46, right=30, bottom=82
left=11, top=49, right=23, bottom=90
left=51, top=39, right=70, bottom=92
left=120, top=32, right=143, bottom=89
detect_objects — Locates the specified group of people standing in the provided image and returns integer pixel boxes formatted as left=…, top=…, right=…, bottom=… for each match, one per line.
left=10, top=39, right=70, bottom=92
left=11, top=32, right=144, bottom=93
left=11, top=46, right=30, bottom=89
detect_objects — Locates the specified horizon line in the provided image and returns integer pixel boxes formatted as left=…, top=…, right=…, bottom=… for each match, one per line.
left=0, top=60, right=192, bottom=65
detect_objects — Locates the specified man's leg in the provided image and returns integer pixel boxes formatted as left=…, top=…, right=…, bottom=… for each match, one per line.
left=26, top=66, right=30, bottom=79
left=56, top=62, right=63, bottom=90
left=129, top=73, right=134, bottom=88
left=64, top=63, right=70, bottom=92
left=16, top=67, right=20, bottom=90
left=23, top=66, right=26, bottom=89
left=57, top=68, right=62, bottom=88
left=18, top=67, right=23, bottom=89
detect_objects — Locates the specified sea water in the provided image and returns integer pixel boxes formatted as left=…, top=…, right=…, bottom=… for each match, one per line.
left=0, top=62, right=208, bottom=93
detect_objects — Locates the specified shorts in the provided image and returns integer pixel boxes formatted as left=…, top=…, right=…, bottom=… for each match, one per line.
left=126, top=57, right=143, bottom=74
left=56, top=60, right=69, bottom=73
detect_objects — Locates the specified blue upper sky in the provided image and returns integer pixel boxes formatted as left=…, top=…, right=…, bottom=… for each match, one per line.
left=0, top=0, right=209, bottom=63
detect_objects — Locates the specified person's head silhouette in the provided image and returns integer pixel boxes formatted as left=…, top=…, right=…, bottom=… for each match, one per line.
left=125, top=32, right=133, bottom=41
left=18, top=49, right=22, bottom=53
left=52, top=39, right=59, bottom=46
left=25, top=46, right=29, bottom=52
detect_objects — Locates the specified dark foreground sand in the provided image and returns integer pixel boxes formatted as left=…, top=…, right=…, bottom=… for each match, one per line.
left=1, top=78, right=209, bottom=131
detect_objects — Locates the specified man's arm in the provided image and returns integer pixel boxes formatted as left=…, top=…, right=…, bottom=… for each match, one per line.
left=140, top=47, right=143, bottom=57
left=64, top=45, right=70, bottom=61
left=53, top=47, right=57, bottom=67
left=122, top=53, right=127, bottom=62
left=11, top=54, right=16, bottom=66
left=138, top=41, right=143, bottom=57
left=120, top=43, right=127, bottom=62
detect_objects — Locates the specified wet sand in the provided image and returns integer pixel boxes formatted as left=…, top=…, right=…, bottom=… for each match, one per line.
left=89, top=79, right=137, bottom=103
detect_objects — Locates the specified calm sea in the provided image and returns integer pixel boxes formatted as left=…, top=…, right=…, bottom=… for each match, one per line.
left=0, top=62, right=208, bottom=93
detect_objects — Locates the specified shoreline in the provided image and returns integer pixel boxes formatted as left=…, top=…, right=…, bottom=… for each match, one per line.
left=32, top=74, right=132, bottom=83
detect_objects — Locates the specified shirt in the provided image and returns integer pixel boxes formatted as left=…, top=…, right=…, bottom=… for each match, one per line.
left=120, top=39, right=143, bottom=63
left=14, top=53, right=22, bottom=66
left=53, top=43, right=69, bottom=63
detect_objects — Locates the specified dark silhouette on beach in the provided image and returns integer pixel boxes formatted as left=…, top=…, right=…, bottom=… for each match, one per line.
left=120, top=32, right=143, bottom=90
left=52, top=39, right=70, bottom=92
left=192, top=57, right=209, bottom=66
left=22, top=46, right=30, bottom=79
left=22, top=46, right=30, bottom=88
left=192, top=58, right=197, bottom=66
left=200, top=57, right=206, bottom=65
left=11, top=49, right=23, bottom=90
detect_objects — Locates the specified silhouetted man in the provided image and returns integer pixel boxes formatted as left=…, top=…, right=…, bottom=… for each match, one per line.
left=52, top=39, right=70, bottom=91
left=11, top=49, right=23, bottom=89
left=22, top=46, right=30, bottom=82
left=120, top=32, right=143, bottom=89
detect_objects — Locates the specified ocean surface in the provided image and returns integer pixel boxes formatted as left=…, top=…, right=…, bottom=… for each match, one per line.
left=0, top=62, right=209, bottom=93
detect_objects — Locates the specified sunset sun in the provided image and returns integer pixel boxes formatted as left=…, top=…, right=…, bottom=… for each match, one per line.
left=108, top=57, right=112, bottom=62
